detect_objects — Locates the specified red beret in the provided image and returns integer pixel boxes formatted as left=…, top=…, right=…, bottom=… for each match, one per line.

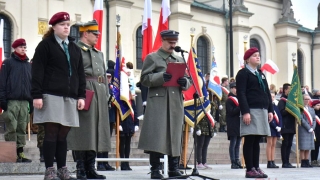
left=49, top=12, right=70, bottom=25
left=312, top=100, right=320, bottom=107
left=12, top=38, right=26, bottom=48
left=243, top=47, right=259, bottom=60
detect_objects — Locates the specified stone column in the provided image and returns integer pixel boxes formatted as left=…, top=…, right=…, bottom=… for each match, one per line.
left=170, top=0, right=193, bottom=48
left=274, top=22, right=300, bottom=83
left=313, top=33, right=320, bottom=88
left=232, top=9, right=253, bottom=76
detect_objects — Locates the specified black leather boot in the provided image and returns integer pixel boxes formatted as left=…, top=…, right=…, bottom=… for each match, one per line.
left=231, top=160, right=239, bottom=169
left=168, top=156, right=187, bottom=179
left=150, top=152, right=164, bottom=179
left=121, top=162, right=128, bottom=170
left=235, top=159, right=243, bottom=168
left=39, top=147, right=44, bottom=162
left=86, top=151, right=106, bottom=179
left=271, top=161, right=279, bottom=168
left=301, top=159, right=308, bottom=167
left=126, top=162, right=132, bottom=170
left=74, top=151, right=87, bottom=180
left=267, top=161, right=274, bottom=168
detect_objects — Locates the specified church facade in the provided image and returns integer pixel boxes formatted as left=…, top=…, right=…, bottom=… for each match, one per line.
left=0, top=0, right=319, bottom=91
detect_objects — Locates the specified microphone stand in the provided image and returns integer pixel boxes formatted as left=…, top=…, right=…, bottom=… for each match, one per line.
left=162, top=50, right=218, bottom=180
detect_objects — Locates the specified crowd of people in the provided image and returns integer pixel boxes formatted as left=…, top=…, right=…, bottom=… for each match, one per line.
left=1, top=11, right=320, bottom=180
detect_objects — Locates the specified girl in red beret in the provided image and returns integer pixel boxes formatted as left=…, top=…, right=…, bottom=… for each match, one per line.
left=236, top=47, right=273, bottom=178
left=31, top=12, right=85, bottom=180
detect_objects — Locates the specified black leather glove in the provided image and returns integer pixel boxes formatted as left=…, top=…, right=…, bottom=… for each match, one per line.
left=163, top=72, right=172, bottom=82
left=29, top=101, right=34, bottom=114
left=177, top=77, right=187, bottom=87
left=1, top=101, right=7, bottom=111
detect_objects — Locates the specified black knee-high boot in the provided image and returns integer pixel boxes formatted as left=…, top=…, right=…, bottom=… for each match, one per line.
left=74, top=151, right=87, bottom=179
left=86, top=151, right=106, bottom=179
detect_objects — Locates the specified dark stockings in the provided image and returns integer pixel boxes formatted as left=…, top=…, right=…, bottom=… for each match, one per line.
left=43, top=123, right=71, bottom=169
left=243, top=135, right=262, bottom=171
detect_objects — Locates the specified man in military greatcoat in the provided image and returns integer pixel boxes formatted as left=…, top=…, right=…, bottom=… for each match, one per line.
left=138, top=30, right=191, bottom=179
left=67, top=20, right=110, bottom=179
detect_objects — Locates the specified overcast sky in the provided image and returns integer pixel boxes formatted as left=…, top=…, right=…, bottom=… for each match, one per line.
left=292, top=0, right=319, bottom=29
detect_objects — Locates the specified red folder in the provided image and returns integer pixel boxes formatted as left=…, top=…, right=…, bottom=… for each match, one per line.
left=83, top=89, right=94, bottom=110
left=163, top=62, right=187, bottom=87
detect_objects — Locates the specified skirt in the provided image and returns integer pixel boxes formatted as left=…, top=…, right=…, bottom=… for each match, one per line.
left=240, top=108, right=270, bottom=137
left=33, top=94, right=79, bottom=127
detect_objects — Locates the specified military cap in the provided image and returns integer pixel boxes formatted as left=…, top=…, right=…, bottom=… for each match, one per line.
left=75, top=20, right=100, bottom=35
left=49, top=12, right=70, bottom=25
left=160, top=30, right=179, bottom=41
left=12, top=38, right=26, bottom=48
left=229, top=82, right=236, bottom=89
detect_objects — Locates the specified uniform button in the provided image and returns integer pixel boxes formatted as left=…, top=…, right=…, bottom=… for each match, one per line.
left=96, top=62, right=98, bottom=64
left=98, top=69, right=100, bottom=71
left=156, top=94, right=158, bottom=96
left=172, top=91, right=174, bottom=93
left=93, top=56, right=95, bottom=58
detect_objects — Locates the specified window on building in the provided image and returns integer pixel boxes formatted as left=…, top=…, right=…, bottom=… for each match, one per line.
left=69, top=25, right=80, bottom=42
left=297, top=50, right=304, bottom=86
left=196, top=36, right=209, bottom=74
left=0, top=14, right=12, bottom=58
left=136, top=26, right=143, bottom=69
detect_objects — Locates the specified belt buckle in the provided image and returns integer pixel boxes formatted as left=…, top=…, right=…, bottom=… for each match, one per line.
left=98, top=76, right=103, bottom=83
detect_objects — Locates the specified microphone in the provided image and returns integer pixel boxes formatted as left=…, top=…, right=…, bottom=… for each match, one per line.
left=174, top=46, right=188, bottom=53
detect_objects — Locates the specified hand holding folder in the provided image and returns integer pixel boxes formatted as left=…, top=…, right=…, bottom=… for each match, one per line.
left=163, top=62, right=187, bottom=87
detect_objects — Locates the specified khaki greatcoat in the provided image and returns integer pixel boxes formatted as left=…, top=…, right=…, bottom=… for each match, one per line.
left=67, top=41, right=111, bottom=152
left=138, top=48, right=191, bottom=156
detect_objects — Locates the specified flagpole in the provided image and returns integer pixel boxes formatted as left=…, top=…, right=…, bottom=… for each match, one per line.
left=115, top=15, right=121, bottom=170
left=241, top=35, right=248, bottom=168
left=292, top=53, right=300, bottom=168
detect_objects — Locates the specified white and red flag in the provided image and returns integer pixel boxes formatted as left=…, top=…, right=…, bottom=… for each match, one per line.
left=142, top=0, right=153, bottom=61
left=93, top=0, right=103, bottom=50
left=152, top=0, right=170, bottom=52
left=260, top=59, right=279, bottom=74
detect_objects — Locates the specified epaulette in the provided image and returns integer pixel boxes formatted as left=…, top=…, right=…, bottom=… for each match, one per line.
left=81, top=46, right=88, bottom=51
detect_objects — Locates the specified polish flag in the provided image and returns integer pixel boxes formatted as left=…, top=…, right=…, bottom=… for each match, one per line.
left=142, top=0, right=153, bottom=62
left=260, top=59, right=279, bottom=74
left=93, top=0, right=103, bottom=50
left=152, top=0, right=170, bottom=52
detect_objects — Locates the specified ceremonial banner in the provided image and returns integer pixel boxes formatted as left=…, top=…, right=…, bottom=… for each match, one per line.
left=93, top=0, right=103, bottom=50
left=285, top=65, right=303, bottom=125
left=142, top=0, right=153, bottom=61
left=152, top=0, right=170, bottom=52
left=207, top=55, right=222, bottom=100
left=183, top=47, right=214, bottom=127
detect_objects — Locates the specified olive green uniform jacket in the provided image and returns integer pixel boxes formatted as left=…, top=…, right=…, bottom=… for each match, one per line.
left=67, top=41, right=111, bottom=152
left=138, top=48, right=191, bottom=156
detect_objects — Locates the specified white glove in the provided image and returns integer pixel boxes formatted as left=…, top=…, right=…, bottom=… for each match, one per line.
left=119, top=126, right=123, bottom=131
left=219, top=105, right=223, bottom=110
left=142, top=101, right=147, bottom=106
left=275, top=126, right=281, bottom=132
left=213, top=132, right=217, bottom=137
left=190, top=127, right=194, bottom=134
left=196, top=130, right=201, bottom=136
left=134, top=126, right=139, bottom=132
left=309, top=128, right=313, bottom=133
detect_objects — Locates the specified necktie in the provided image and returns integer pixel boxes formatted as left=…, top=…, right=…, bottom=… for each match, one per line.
left=62, top=41, right=72, bottom=77
left=255, top=71, right=265, bottom=92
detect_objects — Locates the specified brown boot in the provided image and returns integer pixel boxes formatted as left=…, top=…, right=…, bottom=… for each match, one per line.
left=57, top=166, right=76, bottom=180
left=44, top=167, right=61, bottom=180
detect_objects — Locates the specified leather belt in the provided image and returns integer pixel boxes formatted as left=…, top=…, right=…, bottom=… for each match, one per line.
left=86, top=76, right=105, bottom=83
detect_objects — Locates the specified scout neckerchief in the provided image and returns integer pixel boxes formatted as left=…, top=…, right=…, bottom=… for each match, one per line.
left=246, top=65, right=265, bottom=92
left=228, top=96, right=239, bottom=106
left=303, top=107, right=313, bottom=126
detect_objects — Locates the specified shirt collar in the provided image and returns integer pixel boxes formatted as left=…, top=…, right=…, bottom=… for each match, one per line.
left=246, top=64, right=257, bottom=74
left=54, top=34, right=69, bottom=45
